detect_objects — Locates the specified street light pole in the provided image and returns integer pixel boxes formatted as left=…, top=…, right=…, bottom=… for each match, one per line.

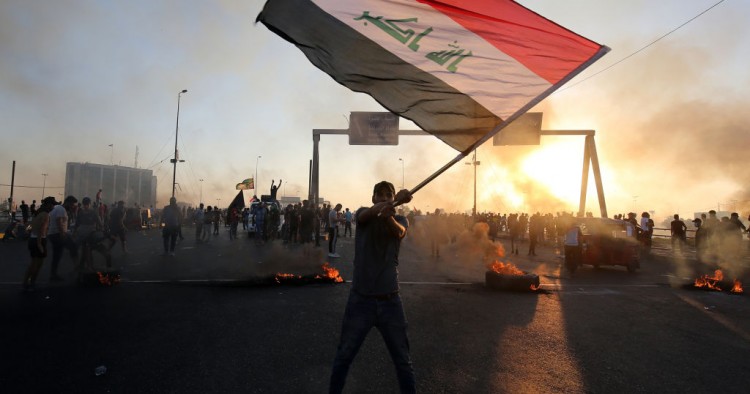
left=255, top=155, right=261, bottom=194
left=171, top=89, right=188, bottom=198
left=399, top=158, right=405, bottom=190
left=41, top=173, right=48, bottom=200
left=465, top=150, right=480, bottom=217
left=199, top=179, right=204, bottom=204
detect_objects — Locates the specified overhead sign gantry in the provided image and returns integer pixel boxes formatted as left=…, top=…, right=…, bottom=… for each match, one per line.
left=310, top=112, right=607, bottom=218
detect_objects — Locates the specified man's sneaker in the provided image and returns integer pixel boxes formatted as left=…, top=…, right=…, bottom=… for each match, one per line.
left=328, top=253, right=341, bottom=258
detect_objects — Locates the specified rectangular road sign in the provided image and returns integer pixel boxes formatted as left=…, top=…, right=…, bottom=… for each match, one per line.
left=493, top=112, right=542, bottom=146
left=348, top=112, right=399, bottom=145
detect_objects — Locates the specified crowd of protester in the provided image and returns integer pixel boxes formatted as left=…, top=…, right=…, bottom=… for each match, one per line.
left=7, top=179, right=750, bottom=292
left=404, top=207, right=750, bottom=262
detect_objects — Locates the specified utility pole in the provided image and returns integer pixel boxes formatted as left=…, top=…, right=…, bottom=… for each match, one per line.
left=8, top=160, right=15, bottom=213
left=171, top=89, right=188, bottom=198
left=465, top=150, right=480, bottom=217
left=399, top=158, right=405, bottom=190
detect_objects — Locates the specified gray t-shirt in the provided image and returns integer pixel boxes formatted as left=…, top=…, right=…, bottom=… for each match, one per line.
left=47, top=205, right=68, bottom=235
left=351, top=207, right=408, bottom=296
left=328, top=209, right=339, bottom=229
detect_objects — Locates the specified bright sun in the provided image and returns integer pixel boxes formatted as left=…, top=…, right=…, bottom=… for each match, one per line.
left=477, top=137, right=611, bottom=213
left=520, top=138, right=586, bottom=206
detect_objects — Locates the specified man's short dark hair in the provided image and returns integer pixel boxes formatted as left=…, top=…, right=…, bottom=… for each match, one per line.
left=373, top=181, right=395, bottom=195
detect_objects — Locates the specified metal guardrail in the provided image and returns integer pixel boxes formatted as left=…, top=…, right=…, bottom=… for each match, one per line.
left=0, top=211, right=16, bottom=225
left=651, top=227, right=696, bottom=239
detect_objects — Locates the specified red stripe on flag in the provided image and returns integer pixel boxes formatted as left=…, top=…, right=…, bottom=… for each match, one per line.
left=419, top=0, right=603, bottom=84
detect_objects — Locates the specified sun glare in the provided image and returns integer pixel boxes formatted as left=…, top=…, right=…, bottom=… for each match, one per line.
left=481, top=164, right=525, bottom=210
left=521, top=139, right=584, bottom=206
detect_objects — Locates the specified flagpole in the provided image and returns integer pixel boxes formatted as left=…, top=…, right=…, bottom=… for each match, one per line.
left=406, top=46, right=611, bottom=199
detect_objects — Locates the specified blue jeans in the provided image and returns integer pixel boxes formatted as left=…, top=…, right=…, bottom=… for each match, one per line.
left=330, top=291, right=415, bottom=393
left=162, top=226, right=178, bottom=252
left=328, top=227, right=338, bottom=253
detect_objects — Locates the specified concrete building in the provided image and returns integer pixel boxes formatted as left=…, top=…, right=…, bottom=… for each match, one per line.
left=65, top=162, right=157, bottom=208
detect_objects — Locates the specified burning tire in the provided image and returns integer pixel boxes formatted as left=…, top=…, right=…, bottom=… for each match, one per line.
left=77, top=270, right=121, bottom=287
left=485, top=271, right=540, bottom=292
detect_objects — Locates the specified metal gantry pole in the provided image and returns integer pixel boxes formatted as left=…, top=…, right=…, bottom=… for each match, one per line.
left=312, top=134, right=320, bottom=206
left=587, top=135, right=608, bottom=218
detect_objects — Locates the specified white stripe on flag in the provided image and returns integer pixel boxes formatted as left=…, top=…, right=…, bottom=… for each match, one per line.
left=313, top=0, right=551, bottom=119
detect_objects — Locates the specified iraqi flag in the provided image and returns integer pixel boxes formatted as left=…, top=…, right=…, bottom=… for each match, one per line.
left=257, top=0, right=608, bottom=153
left=236, top=178, right=254, bottom=190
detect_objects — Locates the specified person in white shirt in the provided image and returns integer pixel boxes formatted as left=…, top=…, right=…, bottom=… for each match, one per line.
left=193, top=203, right=205, bottom=242
left=48, top=196, right=79, bottom=281
left=640, top=212, right=653, bottom=254
left=328, top=203, right=343, bottom=258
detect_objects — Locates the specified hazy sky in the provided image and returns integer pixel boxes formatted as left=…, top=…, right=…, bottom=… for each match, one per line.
left=1, top=0, right=748, bottom=222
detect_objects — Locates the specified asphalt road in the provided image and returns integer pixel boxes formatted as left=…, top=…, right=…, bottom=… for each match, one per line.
left=1, top=225, right=749, bottom=393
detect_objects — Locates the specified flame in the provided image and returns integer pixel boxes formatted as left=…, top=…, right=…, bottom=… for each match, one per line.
left=730, top=279, right=744, bottom=294
left=96, top=272, right=121, bottom=286
left=275, top=263, right=343, bottom=284
left=316, top=262, right=344, bottom=283
left=487, top=261, right=524, bottom=276
left=694, top=270, right=724, bottom=291
left=274, top=273, right=299, bottom=284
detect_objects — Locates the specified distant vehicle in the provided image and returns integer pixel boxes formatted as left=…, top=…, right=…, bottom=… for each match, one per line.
left=565, top=217, right=640, bottom=274
left=247, top=200, right=283, bottom=238
left=125, top=208, right=143, bottom=230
